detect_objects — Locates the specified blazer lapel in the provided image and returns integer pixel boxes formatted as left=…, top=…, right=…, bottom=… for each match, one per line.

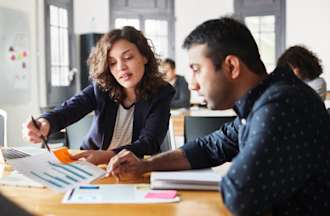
left=133, top=99, right=148, bottom=142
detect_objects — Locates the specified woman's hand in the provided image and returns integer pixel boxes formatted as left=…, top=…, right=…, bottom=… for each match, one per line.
left=22, top=117, right=50, bottom=144
left=72, top=150, right=115, bottom=165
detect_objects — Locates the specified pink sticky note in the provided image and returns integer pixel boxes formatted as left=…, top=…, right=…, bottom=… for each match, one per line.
left=144, top=190, right=177, bottom=199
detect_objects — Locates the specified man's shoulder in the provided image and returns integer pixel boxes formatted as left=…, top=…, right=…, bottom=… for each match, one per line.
left=254, top=79, right=318, bottom=110
left=176, top=75, right=187, bottom=82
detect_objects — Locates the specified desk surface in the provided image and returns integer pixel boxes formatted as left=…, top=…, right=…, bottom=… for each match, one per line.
left=0, top=169, right=231, bottom=216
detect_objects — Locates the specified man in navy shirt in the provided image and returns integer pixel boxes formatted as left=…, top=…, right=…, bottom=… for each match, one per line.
left=108, top=17, right=330, bottom=215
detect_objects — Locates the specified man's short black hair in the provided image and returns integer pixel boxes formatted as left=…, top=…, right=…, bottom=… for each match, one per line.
left=163, top=58, right=176, bottom=69
left=277, top=45, right=323, bottom=80
left=183, top=17, right=266, bottom=75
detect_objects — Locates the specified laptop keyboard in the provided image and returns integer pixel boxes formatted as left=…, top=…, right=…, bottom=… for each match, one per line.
left=1, top=148, right=31, bottom=160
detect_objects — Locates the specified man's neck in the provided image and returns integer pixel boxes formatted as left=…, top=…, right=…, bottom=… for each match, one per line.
left=235, top=71, right=267, bottom=102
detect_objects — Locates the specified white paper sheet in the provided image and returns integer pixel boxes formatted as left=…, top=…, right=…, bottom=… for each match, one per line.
left=7, top=152, right=106, bottom=192
left=62, top=184, right=180, bottom=204
left=0, top=171, right=45, bottom=188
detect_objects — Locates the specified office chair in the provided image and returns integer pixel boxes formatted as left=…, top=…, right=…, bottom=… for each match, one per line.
left=66, top=114, right=93, bottom=149
left=184, top=116, right=236, bottom=143
left=160, top=119, right=176, bottom=152
left=0, top=109, right=7, bottom=147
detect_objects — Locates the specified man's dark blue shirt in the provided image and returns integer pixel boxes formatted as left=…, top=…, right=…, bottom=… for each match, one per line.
left=181, top=66, right=330, bottom=215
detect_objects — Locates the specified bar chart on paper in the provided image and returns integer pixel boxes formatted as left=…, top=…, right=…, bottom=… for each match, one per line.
left=7, top=153, right=106, bottom=192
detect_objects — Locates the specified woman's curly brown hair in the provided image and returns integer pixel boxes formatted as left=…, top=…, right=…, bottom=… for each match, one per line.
left=277, top=45, right=323, bottom=80
left=88, top=26, right=166, bottom=102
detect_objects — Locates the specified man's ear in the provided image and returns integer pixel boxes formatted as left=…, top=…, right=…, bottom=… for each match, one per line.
left=223, top=55, right=240, bottom=80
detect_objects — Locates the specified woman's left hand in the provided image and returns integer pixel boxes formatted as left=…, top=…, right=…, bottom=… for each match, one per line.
left=72, top=150, right=115, bottom=165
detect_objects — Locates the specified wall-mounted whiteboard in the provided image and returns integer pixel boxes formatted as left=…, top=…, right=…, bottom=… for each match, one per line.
left=0, top=7, right=31, bottom=104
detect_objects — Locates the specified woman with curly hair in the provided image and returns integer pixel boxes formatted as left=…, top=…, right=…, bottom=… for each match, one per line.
left=23, top=26, right=175, bottom=164
left=277, top=45, right=327, bottom=100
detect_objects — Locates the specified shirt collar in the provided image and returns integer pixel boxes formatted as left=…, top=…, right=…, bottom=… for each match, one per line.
left=233, top=65, right=295, bottom=119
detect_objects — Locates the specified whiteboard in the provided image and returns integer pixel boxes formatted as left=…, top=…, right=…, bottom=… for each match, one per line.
left=0, top=7, right=31, bottom=104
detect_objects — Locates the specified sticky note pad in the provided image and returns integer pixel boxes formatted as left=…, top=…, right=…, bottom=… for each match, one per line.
left=144, top=190, right=177, bottom=199
left=53, top=147, right=76, bottom=164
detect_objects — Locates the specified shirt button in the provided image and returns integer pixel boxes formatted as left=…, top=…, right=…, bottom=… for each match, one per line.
left=241, top=118, right=247, bottom=125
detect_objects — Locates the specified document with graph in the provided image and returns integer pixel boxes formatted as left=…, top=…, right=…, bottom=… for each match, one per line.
left=7, top=149, right=106, bottom=192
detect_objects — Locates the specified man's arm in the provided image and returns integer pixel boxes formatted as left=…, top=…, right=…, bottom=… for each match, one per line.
left=109, top=149, right=191, bottom=179
left=220, top=96, right=322, bottom=216
left=109, top=117, right=240, bottom=179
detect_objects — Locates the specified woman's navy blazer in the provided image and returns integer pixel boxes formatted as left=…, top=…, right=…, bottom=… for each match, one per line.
left=41, top=83, right=175, bottom=157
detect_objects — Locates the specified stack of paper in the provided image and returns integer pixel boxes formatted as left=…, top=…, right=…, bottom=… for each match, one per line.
left=150, top=169, right=222, bottom=191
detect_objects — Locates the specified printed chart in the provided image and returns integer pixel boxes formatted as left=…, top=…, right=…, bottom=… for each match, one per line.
left=8, top=153, right=106, bottom=192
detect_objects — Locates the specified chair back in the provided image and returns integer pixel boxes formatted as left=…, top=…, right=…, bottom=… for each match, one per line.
left=160, top=119, right=176, bottom=152
left=66, top=114, right=93, bottom=149
left=184, top=116, right=235, bottom=143
left=0, top=109, right=7, bottom=147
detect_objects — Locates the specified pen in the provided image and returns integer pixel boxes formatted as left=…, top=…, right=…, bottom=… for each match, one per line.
left=31, top=116, right=51, bottom=152
left=67, top=188, right=75, bottom=200
left=79, top=185, right=100, bottom=189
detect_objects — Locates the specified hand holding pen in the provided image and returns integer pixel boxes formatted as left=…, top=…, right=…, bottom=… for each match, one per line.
left=30, top=116, right=51, bottom=152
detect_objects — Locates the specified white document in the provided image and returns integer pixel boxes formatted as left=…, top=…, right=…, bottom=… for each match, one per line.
left=62, top=184, right=180, bottom=204
left=7, top=152, right=106, bottom=192
left=151, top=169, right=222, bottom=191
left=0, top=171, right=45, bottom=188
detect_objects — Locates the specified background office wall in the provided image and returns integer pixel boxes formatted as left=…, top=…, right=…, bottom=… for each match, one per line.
left=286, top=0, right=330, bottom=85
left=74, top=0, right=109, bottom=34
left=1, top=0, right=330, bottom=147
left=0, top=0, right=46, bottom=146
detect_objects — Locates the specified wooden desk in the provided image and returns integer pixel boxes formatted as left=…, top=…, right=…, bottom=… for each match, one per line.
left=0, top=170, right=231, bottom=216
left=171, top=114, right=185, bottom=136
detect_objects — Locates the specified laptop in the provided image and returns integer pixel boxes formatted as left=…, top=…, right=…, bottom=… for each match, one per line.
left=0, top=147, right=31, bottom=161
left=0, top=146, right=46, bottom=161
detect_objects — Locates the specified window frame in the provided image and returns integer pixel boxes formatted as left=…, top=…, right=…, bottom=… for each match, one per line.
left=234, top=0, right=286, bottom=70
left=109, top=0, right=175, bottom=59
left=44, top=0, right=77, bottom=106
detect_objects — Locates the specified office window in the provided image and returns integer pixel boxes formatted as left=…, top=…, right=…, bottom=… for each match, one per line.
left=245, top=15, right=276, bottom=71
left=145, top=19, right=168, bottom=57
left=235, top=0, right=285, bottom=72
left=49, top=5, right=70, bottom=86
left=45, top=0, right=77, bottom=106
left=110, top=0, right=175, bottom=59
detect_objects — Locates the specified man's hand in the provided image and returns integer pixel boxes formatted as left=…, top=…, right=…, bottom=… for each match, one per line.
left=108, top=150, right=149, bottom=180
left=72, top=150, right=115, bottom=165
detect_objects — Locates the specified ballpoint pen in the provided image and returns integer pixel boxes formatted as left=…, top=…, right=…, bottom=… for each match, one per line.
left=31, top=116, right=51, bottom=152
